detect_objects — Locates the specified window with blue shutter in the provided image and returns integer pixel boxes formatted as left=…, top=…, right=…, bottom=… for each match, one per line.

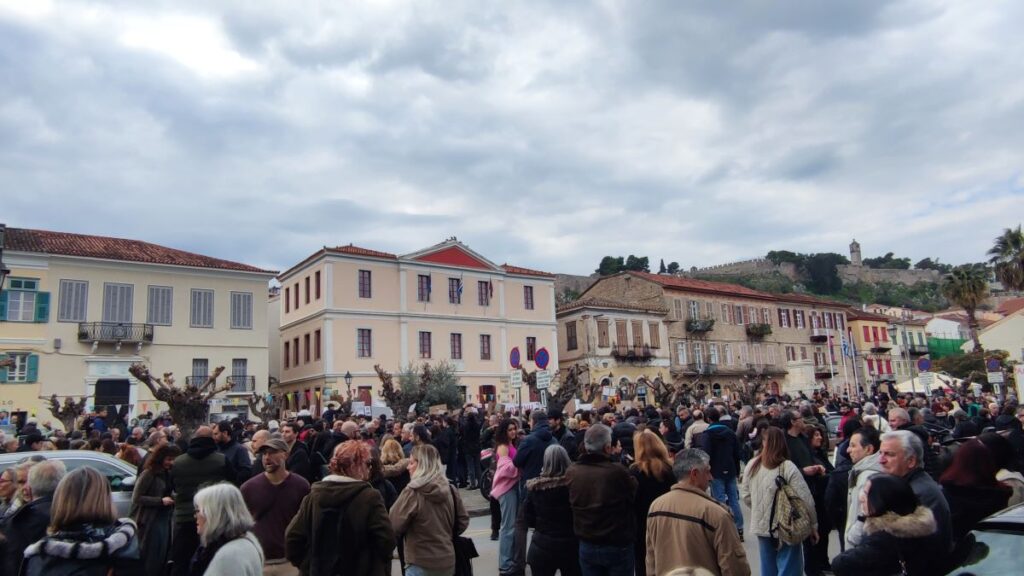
left=0, top=292, right=6, bottom=321
left=26, top=354, right=38, bottom=382
left=0, top=352, right=33, bottom=383
left=0, top=353, right=7, bottom=383
left=34, top=292, right=50, bottom=322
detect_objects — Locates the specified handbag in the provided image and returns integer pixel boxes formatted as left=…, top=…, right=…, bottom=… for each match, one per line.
left=449, top=484, right=478, bottom=576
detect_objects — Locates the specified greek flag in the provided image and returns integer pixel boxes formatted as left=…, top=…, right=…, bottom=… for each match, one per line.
left=457, top=277, right=464, bottom=298
left=841, top=336, right=852, bottom=357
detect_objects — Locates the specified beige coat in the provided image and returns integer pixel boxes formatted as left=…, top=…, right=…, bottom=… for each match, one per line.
left=646, top=483, right=751, bottom=576
left=739, top=459, right=817, bottom=538
left=389, top=474, right=469, bottom=571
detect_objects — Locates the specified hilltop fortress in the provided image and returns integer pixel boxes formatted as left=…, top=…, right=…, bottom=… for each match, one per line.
left=687, top=240, right=940, bottom=287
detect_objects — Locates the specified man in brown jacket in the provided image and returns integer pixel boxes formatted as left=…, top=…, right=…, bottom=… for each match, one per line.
left=646, top=449, right=751, bottom=576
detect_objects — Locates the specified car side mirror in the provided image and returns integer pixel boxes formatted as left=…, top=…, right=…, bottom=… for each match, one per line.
left=121, top=475, right=136, bottom=488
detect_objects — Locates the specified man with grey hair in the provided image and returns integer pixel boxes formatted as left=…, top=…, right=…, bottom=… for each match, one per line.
left=879, top=430, right=952, bottom=572
left=646, top=449, right=750, bottom=576
left=566, top=423, right=638, bottom=575
left=0, top=459, right=66, bottom=575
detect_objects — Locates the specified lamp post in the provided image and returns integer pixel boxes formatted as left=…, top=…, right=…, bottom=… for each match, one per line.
left=344, top=370, right=353, bottom=395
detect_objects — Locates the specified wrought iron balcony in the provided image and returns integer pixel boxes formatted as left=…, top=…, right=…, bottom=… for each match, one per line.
left=809, top=329, right=829, bottom=343
left=746, top=323, right=772, bottom=339
left=687, top=362, right=718, bottom=376
left=226, top=375, right=255, bottom=394
left=612, top=345, right=653, bottom=363
left=746, top=362, right=786, bottom=376
left=868, top=339, right=892, bottom=353
left=813, top=364, right=835, bottom=378
left=873, top=373, right=896, bottom=383
left=907, top=344, right=929, bottom=356
left=77, top=322, right=154, bottom=344
left=685, top=319, right=716, bottom=333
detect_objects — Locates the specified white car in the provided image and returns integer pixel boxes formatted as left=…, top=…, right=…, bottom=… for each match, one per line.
left=0, top=450, right=138, bottom=516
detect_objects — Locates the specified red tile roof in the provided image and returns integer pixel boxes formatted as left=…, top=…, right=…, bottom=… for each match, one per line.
left=630, top=271, right=775, bottom=300
left=501, top=264, right=556, bottom=278
left=557, top=297, right=667, bottom=315
left=327, top=245, right=398, bottom=260
left=845, top=308, right=892, bottom=322
left=996, top=297, right=1024, bottom=316
left=6, top=227, right=276, bottom=274
left=773, top=292, right=848, bottom=308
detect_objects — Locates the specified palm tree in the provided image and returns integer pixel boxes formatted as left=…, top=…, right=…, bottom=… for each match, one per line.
left=987, top=224, right=1024, bottom=291
left=941, top=266, right=989, bottom=352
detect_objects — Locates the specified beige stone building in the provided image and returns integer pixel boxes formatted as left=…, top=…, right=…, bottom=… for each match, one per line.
left=0, top=227, right=276, bottom=425
left=556, top=297, right=670, bottom=403
left=276, top=239, right=556, bottom=412
left=575, top=272, right=852, bottom=401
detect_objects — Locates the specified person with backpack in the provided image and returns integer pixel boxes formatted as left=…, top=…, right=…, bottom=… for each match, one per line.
left=285, top=440, right=395, bottom=575
left=740, top=427, right=817, bottom=576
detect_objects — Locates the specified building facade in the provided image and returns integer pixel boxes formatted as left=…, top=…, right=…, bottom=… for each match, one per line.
left=0, top=227, right=276, bottom=426
left=576, top=272, right=851, bottom=401
left=845, top=308, right=897, bottom=395
left=276, top=239, right=556, bottom=412
left=556, top=297, right=670, bottom=403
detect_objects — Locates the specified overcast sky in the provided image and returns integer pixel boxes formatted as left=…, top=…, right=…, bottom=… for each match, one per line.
left=2, top=0, right=1022, bottom=275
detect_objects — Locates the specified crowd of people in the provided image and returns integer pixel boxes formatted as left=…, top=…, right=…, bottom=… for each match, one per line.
left=0, top=385, right=1021, bottom=576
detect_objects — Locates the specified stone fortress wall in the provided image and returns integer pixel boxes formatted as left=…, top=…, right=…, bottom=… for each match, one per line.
left=687, top=258, right=800, bottom=280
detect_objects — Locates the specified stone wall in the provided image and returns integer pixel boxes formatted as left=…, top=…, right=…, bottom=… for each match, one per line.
left=686, top=258, right=800, bottom=281
left=837, top=265, right=940, bottom=287
left=555, top=273, right=598, bottom=298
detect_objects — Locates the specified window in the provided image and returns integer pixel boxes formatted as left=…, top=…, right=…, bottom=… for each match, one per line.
left=0, top=352, right=38, bottom=383
left=738, top=344, right=748, bottom=364
left=230, top=292, right=253, bottom=329
left=749, top=306, right=757, bottom=324
left=753, top=344, right=763, bottom=365
left=448, top=278, right=461, bottom=304
left=419, top=331, right=432, bottom=359
left=293, top=337, right=299, bottom=366
left=721, top=303, right=731, bottom=324
left=480, top=334, right=492, bottom=360
left=615, top=321, right=628, bottom=349
left=786, top=346, right=797, bottom=361
left=800, top=346, right=808, bottom=361
left=359, top=270, right=372, bottom=299
left=102, top=283, right=133, bottom=323
left=778, top=308, right=790, bottom=328
left=597, top=320, right=610, bottom=347
left=3, top=278, right=44, bottom=322
left=314, top=329, right=321, bottom=360
left=190, top=289, right=214, bottom=328
left=871, top=326, right=880, bottom=342
left=524, top=286, right=534, bottom=310
left=649, top=322, right=661, bottom=348
left=231, top=359, right=248, bottom=391
left=674, top=299, right=683, bottom=320
left=450, top=333, right=463, bottom=360
left=863, top=326, right=871, bottom=341
left=706, top=302, right=715, bottom=320
left=566, top=322, right=578, bottom=350
left=867, top=358, right=876, bottom=374
left=284, top=341, right=290, bottom=369
left=885, top=359, right=893, bottom=374
left=526, top=337, right=537, bottom=361
left=763, top=308, right=772, bottom=325
left=284, top=287, right=290, bottom=313
left=315, top=271, right=321, bottom=300
left=357, top=329, right=372, bottom=357
left=304, top=333, right=311, bottom=363
left=734, top=305, right=745, bottom=325
left=58, top=280, right=88, bottom=322
left=147, top=286, right=172, bottom=326
left=810, top=313, right=820, bottom=329
left=794, top=310, right=805, bottom=329
left=917, top=332, right=925, bottom=346
left=709, top=344, right=719, bottom=365
left=192, top=358, right=209, bottom=381
left=676, top=341, right=688, bottom=365
left=768, top=346, right=776, bottom=364
left=417, top=275, right=431, bottom=302
left=688, top=300, right=700, bottom=320
left=478, top=281, right=490, bottom=306
left=305, top=276, right=310, bottom=304
left=825, top=313, right=834, bottom=329
left=293, top=283, right=299, bottom=309
left=631, top=321, right=644, bottom=349
left=694, top=343, right=704, bottom=367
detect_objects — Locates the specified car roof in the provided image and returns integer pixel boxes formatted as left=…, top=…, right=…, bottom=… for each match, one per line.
left=976, top=502, right=1024, bottom=532
left=0, top=450, right=135, bottom=470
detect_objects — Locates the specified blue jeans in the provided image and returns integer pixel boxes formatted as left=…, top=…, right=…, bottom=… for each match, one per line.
left=498, top=489, right=518, bottom=572
left=711, top=477, right=744, bottom=531
left=405, top=565, right=452, bottom=576
left=578, top=541, right=634, bottom=576
left=757, top=537, right=803, bottom=576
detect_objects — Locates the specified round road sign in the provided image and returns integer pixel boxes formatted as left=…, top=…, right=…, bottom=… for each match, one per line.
left=535, top=347, right=550, bottom=370
left=509, top=347, right=521, bottom=369
left=986, top=357, right=1001, bottom=372
left=916, top=358, right=932, bottom=372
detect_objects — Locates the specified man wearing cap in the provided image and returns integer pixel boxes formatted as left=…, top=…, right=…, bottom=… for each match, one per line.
left=242, top=438, right=310, bottom=576
left=547, top=405, right=578, bottom=461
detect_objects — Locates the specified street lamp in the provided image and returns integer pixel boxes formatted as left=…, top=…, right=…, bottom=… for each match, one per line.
left=344, top=370, right=353, bottom=393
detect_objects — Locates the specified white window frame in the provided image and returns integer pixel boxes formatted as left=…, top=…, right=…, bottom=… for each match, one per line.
left=357, top=328, right=373, bottom=358
left=723, top=344, right=732, bottom=366
left=693, top=342, right=704, bottom=368
left=190, top=289, right=214, bottom=328
left=677, top=341, right=688, bottom=365
left=709, top=343, right=719, bottom=365
left=4, top=352, right=30, bottom=382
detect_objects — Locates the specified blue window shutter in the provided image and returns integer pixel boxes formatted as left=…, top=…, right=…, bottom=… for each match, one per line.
left=0, top=291, right=7, bottom=320
left=27, top=354, right=39, bottom=382
left=35, top=292, right=51, bottom=322
left=0, top=354, right=7, bottom=383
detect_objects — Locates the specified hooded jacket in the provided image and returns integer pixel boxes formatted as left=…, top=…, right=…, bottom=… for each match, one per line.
left=284, top=475, right=395, bottom=576
left=218, top=437, right=253, bottom=484
left=844, top=451, right=884, bottom=547
left=832, top=506, right=937, bottom=576
left=389, top=473, right=469, bottom=571
left=940, top=481, right=1011, bottom=541
left=700, top=423, right=741, bottom=480
left=170, top=436, right=231, bottom=523
left=20, top=519, right=141, bottom=576
left=514, top=420, right=556, bottom=483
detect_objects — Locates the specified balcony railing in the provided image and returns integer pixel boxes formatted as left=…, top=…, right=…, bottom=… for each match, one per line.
left=226, top=375, right=255, bottom=394
left=612, top=345, right=654, bottom=363
left=809, top=329, right=829, bottom=343
left=687, top=362, right=718, bottom=376
left=872, top=373, right=896, bottom=383
left=868, top=339, right=892, bottom=353
left=745, top=323, right=772, bottom=339
left=907, top=344, right=929, bottom=355
left=746, top=362, right=785, bottom=376
left=813, top=364, right=835, bottom=378
left=685, top=319, right=716, bottom=333
left=77, top=322, right=154, bottom=344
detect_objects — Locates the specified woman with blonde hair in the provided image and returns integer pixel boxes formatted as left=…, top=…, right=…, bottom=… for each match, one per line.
left=740, top=427, right=817, bottom=576
left=286, top=440, right=395, bottom=575
left=390, top=444, right=470, bottom=576
left=630, top=429, right=676, bottom=576
left=381, top=437, right=412, bottom=494
left=191, top=483, right=262, bottom=575
left=20, top=466, right=140, bottom=575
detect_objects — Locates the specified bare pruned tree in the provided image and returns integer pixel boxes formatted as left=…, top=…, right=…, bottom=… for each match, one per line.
left=376, top=364, right=426, bottom=418
left=129, top=363, right=228, bottom=440
left=40, top=394, right=88, bottom=432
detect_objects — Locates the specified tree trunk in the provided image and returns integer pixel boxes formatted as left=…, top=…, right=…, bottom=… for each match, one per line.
left=967, top=306, right=984, bottom=353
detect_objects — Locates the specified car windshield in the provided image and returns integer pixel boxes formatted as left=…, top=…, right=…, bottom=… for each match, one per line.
left=955, top=530, right=1020, bottom=573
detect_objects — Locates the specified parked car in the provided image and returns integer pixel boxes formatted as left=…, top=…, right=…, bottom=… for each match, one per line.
left=947, top=502, right=1024, bottom=575
left=0, top=450, right=137, bottom=516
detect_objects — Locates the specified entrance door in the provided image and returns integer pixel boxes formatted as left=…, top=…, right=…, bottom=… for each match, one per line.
left=95, top=379, right=130, bottom=410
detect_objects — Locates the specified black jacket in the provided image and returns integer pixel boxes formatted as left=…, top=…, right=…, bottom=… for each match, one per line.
left=20, top=519, right=140, bottom=576
left=699, top=423, right=741, bottom=480
left=832, top=506, right=937, bottom=576
left=551, top=425, right=578, bottom=461
left=170, top=437, right=231, bottom=524
left=286, top=441, right=313, bottom=482
left=462, top=414, right=482, bottom=449
left=514, top=421, right=557, bottom=484
left=524, top=475, right=576, bottom=540
left=566, top=452, right=638, bottom=545
left=941, top=482, right=1011, bottom=541
left=1, top=496, right=53, bottom=576
left=218, top=438, right=253, bottom=485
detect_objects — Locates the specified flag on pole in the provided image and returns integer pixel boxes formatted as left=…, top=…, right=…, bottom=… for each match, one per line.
left=841, top=336, right=852, bottom=357
left=427, top=274, right=432, bottom=298
left=488, top=280, right=494, bottom=299
left=457, top=276, right=464, bottom=299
